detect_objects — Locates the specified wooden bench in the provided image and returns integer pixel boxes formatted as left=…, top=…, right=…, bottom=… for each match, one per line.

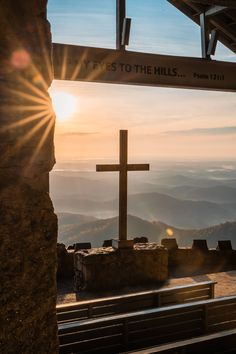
left=57, top=281, right=216, bottom=324
left=128, top=328, right=236, bottom=353
left=58, top=293, right=236, bottom=354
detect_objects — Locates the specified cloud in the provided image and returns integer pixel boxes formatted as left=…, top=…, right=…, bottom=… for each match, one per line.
left=164, top=126, right=236, bottom=136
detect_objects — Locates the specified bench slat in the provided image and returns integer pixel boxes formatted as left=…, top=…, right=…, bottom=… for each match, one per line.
left=59, top=334, right=122, bottom=353
left=128, top=308, right=202, bottom=331
left=59, top=323, right=123, bottom=345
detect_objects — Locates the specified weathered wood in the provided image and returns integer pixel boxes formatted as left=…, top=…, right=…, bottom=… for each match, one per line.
left=57, top=281, right=216, bottom=323
left=53, top=43, right=236, bottom=92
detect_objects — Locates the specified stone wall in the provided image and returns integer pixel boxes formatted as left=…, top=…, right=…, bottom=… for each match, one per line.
left=74, top=244, right=168, bottom=291
left=73, top=239, right=236, bottom=291
left=169, top=247, right=236, bottom=276
left=0, top=1, right=58, bottom=353
left=163, top=238, right=236, bottom=277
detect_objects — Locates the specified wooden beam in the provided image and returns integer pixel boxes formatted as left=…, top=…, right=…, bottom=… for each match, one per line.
left=96, top=165, right=120, bottom=172
left=53, top=43, right=236, bottom=92
left=189, top=0, right=236, bottom=8
left=127, top=164, right=149, bottom=171
left=168, top=0, right=236, bottom=54
left=116, top=0, right=126, bottom=50
left=205, top=5, right=227, bottom=16
left=200, top=12, right=210, bottom=58
left=207, top=30, right=218, bottom=56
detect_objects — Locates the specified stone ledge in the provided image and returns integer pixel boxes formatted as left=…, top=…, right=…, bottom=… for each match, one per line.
left=74, top=244, right=168, bottom=291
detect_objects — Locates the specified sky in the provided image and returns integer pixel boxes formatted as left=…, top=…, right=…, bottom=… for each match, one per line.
left=48, top=0, right=236, bottom=162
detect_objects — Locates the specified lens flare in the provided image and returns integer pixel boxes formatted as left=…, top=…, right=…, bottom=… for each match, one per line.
left=166, top=228, right=174, bottom=237
left=50, top=91, right=77, bottom=122
left=10, top=49, right=31, bottom=70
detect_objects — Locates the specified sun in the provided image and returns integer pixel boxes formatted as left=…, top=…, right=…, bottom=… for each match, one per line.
left=51, top=91, right=77, bottom=122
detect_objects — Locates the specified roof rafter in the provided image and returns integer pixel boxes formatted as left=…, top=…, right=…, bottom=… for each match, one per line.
left=189, top=0, right=236, bottom=8
left=168, top=0, right=236, bottom=54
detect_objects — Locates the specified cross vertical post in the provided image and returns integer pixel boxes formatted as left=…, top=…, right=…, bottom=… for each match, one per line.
left=96, top=130, right=150, bottom=249
left=119, top=130, right=128, bottom=241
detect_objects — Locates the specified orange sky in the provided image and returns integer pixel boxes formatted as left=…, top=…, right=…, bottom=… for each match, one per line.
left=50, top=80, right=236, bottom=161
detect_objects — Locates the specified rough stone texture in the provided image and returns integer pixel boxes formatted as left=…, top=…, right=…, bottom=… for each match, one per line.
left=0, top=1, right=58, bottom=353
left=74, top=244, right=168, bottom=291
left=169, top=247, right=236, bottom=277
left=161, top=238, right=178, bottom=251
left=57, top=244, right=74, bottom=279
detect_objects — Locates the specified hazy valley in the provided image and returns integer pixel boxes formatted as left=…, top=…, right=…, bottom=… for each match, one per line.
left=50, top=160, right=236, bottom=247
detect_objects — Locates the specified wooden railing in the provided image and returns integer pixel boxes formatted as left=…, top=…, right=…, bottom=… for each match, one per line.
left=57, top=281, right=216, bottom=324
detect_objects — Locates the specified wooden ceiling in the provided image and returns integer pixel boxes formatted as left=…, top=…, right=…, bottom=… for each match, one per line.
left=167, top=0, right=236, bottom=54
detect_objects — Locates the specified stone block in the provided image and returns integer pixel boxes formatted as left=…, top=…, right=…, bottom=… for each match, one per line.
left=192, top=239, right=208, bottom=252
left=103, top=239, right=113, bottom=247
left=112, top=239, right=134, bottom=249
left=74, top=242, right=91, bottom=251
left=57, top=245, right=74, bottom=279
left=217, top=240, right=233, bottom=251
left=161, top=238, right=178, bottom=251
left=74, top=245, right=168, bottom=291
left=134, top=236, right=148, bottom=243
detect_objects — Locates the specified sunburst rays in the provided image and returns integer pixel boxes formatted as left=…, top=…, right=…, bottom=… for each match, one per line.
left=0, top=12, right=57, bottom=173
left=2, top=70, right=56, bottom=171
left=54, top=44, right=124, bottom=83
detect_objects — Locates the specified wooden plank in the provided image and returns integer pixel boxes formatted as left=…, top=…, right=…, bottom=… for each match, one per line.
left=95, top=298, right=154, bottom=315
left=128, top=319, right=202, bottom=340
left=209, top=319, right=236, bottom=332
left=57, top=309, right=89, bottom=322
left=161, top=284, right=212, bottom=296
left=59, top=334, right=123, bottom=353
left=59, top=323, right=123, bottom=345
left=208, top=310, right=236, bottom=326
left=208, top=301, right=236, bottom=314
left=161, top=288, right=210, bottom=305
left=53, top=43, right=236, bottom=92
left=127, top=308, right=202, bottom=332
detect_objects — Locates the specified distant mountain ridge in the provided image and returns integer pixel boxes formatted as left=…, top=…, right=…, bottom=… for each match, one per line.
left=166, top=185, right=236, bottom=203
left=53, top=192, right=236, bottom=229
left=57, top=212, right=97, bottom=226
left=58, top=213, right=236, bottom=249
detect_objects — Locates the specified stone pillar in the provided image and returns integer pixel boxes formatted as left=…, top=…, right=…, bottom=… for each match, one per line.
left=0, top=1, right=58, bottom=353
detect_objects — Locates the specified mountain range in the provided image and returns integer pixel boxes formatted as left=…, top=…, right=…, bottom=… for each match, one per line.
left=53, top=192, right=236, bottom=229
left=58, top=213, right=236, bottom=249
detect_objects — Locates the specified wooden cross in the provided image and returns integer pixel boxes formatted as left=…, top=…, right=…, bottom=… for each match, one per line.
left=96, top=130, right=150, bottom=249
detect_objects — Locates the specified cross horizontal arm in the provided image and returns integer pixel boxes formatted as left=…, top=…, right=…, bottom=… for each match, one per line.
left=96, top=164, right=120, bottom=172
left=127, top=164, right=150, bottom=171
